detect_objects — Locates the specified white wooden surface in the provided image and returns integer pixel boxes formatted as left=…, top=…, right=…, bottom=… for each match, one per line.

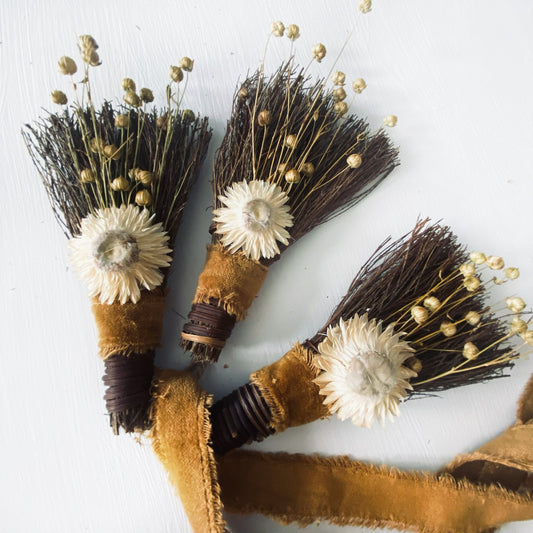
left=2, top=1, right=533, bottom=531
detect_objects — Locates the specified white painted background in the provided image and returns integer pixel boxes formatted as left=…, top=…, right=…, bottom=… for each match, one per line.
left=1, top=1, right=533, bottom=531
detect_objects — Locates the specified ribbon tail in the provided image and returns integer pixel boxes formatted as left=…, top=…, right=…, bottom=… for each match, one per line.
left=218, top=374, right=533, bottom=532
left=218, top=449, right=533, bottom=532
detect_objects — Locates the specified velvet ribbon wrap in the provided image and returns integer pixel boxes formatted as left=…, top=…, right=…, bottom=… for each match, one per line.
left=181, top=244, right=269, bottom=363
left=92, top=289, right=167, bottom=359
left=92, top=289, right=167, bottom=432
left=149, top=368, right=533, bottom=533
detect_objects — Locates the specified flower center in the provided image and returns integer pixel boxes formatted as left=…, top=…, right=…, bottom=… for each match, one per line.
left=347, top=351, right=395, bottom=398
left=243, top=199, right=272, bottom=232
left=93, top=230, right=140, bottom=271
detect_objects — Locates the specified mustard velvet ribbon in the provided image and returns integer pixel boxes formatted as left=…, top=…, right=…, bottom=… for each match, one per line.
left=151, top=371, right=533, bottom=533
left=150, top=370, right=226, bottom=533
left=250, top=343, right=328, bottom=431
left=188, top=243, right=268, bottom=321
left=91, top=289, right=167, bottom=359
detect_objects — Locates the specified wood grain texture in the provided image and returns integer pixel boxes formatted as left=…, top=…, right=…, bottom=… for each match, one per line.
left=1, top=1, right=533, bottom=532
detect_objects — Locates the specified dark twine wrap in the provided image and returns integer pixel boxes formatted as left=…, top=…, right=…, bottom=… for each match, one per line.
left=103, top=351, right=155, bottom=434
left=181, top=298, right=237, bottom=363
left=210, top=382, right=274, bottom=455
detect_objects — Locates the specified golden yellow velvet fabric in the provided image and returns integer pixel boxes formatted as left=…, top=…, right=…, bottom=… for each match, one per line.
left=444, top=373, right=533, bottom=496
left=217, top=374, right=533, bottom=531
left=191, top=244, right=268, bottom=321
left=250, top=343, right=329, bottom=432
left=218, top=448, right=533, bottom=532
left=519, top=373, right=533, bottom=423
left=152, top=366, right=533, bottom=533
left=150, top=369, right=225, bottom=533
left=91, top=289, right=166, bottom=359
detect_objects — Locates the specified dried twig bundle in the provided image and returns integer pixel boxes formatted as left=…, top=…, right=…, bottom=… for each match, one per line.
left=210, top=220, right=531, bottom=454
left=182, top=56, right=399, bottom=364
left=25, top=103, right=209, bottom=244
left=23, top=37, right=211, bottom=433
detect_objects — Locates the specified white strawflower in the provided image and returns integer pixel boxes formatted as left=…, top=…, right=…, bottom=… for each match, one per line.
left=213, top=180, right=293, bottom=261
left=68, top=205, right=171, bottom=304
left=313, top=314, right=415, bottom=428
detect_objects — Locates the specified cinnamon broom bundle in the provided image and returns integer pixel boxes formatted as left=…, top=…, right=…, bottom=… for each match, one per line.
left=210, top=219, right=532, bottom=454
left=181, top=35, right=399, bottom=364
left=23, top=36, right=211, bottom=433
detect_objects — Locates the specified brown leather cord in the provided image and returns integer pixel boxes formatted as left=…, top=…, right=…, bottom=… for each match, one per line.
left=102, top=352, right=155, bottom=433
left=209, top=344, right=327, bottom=454
left=181, top=333, right=227, bottom=349
left=210, top=382, right=275, bottom=455
left=103, top=352, right=155, bottom=413
left=182, top=299, right=236, bottom=350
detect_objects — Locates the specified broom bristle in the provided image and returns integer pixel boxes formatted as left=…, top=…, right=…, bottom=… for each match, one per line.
left=213, top=61, right=399, bottom=258
left=23, top=103, right=211, bottom=243
left=307, top=219, right=519, bottom=394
